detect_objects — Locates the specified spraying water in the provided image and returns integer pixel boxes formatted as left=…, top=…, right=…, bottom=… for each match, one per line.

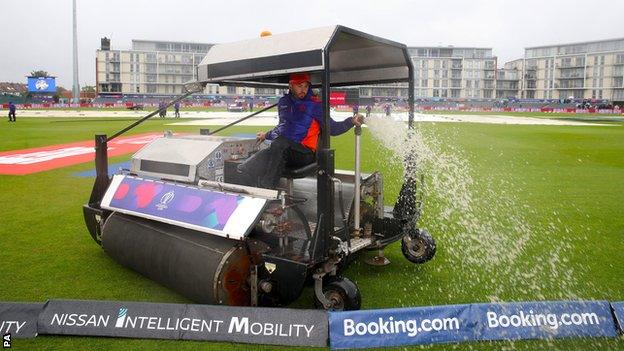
left=365, top=113, right=582, bottom=302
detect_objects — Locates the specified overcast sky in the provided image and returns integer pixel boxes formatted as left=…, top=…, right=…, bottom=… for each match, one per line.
left=2, top=0, right=623, bottom=88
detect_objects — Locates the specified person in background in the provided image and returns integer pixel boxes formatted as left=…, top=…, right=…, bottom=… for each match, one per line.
left=158, top=100, right=167, bottom=118
left=174, top=101, right=180, bottom=118
left=8, top=101, right=16, bottom=122
left=365, top=105, right=372, bottom=118
left=352, top=104, right=359, bottom=116
left=237, top=72, right=363, bottom=189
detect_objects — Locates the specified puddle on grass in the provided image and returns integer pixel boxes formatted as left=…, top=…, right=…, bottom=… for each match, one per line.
left=365, top=113, right=584, bottom=302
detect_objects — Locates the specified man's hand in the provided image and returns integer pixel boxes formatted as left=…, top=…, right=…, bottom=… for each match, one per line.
left=256, top=131, right=266, bottom=141
left=352, top=114, right=363, bottom=126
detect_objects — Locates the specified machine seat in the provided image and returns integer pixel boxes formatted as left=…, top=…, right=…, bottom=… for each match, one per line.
left=282, top=162, right=318, bottom=179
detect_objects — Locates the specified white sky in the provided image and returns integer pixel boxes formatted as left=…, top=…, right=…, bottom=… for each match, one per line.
left=1, top=0, right=623, bottom=88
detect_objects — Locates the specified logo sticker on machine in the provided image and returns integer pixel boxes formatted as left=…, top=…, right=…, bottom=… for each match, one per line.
left=156, top=191, right=175, bottom=210
left=100, top=175, right=267, bottom=240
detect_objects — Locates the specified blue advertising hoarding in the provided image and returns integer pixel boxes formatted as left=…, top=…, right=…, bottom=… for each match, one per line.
left=612, top=302, right=624, bottom=333
left=329, top=301, right=617, bottom=349
left=27, top=77, right=56, bottom=93
left=329, top=304, right=475, bottom=349
left=472, top=300, right=617, bottom=341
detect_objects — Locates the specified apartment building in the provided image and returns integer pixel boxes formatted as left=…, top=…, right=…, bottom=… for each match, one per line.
left=496, top=59, right=523, bottom=99
left=96, top=38, right=282, bottom=97
left=95, top=36, right=624, bottom=103
left=409, top=47, right=497, bottom=99
left=522, top=38, right=624, bottom=100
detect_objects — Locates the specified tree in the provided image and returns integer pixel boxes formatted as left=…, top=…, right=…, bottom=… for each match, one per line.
left=30, top=70, right=50, bottom=77
left=81, top=85, right=96, bottom=92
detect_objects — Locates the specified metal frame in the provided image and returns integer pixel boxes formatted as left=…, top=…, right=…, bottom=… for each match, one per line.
left=310, top=26, right=415, bottom=261
left=88, top=25, right=416, bottom=265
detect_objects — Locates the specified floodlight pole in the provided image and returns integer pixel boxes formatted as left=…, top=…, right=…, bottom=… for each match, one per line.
left=72, top=0, right=80, bottom=103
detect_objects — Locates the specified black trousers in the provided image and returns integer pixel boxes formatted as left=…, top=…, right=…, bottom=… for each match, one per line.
left=8, top=111, right=15, bottom=121
left=239, top=137, right=315, bottom=189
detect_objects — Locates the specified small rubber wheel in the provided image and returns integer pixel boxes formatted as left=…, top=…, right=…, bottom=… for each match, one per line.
left=314, top=276, right=362, bottom=311
left=401, top=229, right=436, bottom=264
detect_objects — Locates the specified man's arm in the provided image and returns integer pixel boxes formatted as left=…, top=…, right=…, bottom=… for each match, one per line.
left=313, top=104, right=362, bottom=136
left=262, top=96, right=288, bottom=140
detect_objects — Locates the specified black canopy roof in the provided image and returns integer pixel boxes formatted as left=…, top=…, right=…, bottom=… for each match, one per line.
left=196, top=25, right=412, bottom=88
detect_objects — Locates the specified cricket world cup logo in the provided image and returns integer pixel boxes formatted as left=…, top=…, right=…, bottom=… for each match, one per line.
left=156, top=190, right=175, bottom=210
left=35, top=79, right=49, bottom=91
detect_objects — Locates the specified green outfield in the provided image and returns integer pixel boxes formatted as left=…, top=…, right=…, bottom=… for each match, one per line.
left=1, top=115, right=622, bottom=350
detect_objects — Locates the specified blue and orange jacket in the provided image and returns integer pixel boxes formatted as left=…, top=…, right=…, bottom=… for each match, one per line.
left=265, top=90, right=354, bottom=151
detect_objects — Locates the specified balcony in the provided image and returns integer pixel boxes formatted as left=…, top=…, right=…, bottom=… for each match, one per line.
left=555, top=84, right=584, bottom=89
left=557, top=74, right=583, bottom=79
left=558, top=63, right=585, bottom=69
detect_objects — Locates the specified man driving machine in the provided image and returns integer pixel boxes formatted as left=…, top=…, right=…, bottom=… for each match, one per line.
left=238, top=72, right=363, bottom=189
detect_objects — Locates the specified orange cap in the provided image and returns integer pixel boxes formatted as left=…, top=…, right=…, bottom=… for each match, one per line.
left=260, top=30, right=272, bottom=37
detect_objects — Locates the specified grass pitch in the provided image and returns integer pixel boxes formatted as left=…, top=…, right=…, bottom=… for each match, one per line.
left=0, top=115, right=622, bottom=350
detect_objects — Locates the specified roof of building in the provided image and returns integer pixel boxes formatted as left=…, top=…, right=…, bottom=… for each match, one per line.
left=526, top=37, right=624, bottom=50
left=131, top=39, right=215, bottom=46
left=408, top=46, right=491, bottom=50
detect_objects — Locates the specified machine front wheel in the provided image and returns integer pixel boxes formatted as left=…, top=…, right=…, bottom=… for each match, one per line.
left=401, top=229, right=436, bottom=264
left=314, top=276, right=361, bottom=311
